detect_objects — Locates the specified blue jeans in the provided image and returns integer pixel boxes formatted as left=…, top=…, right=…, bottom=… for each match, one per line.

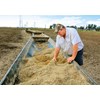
left=75, top=49, right=83, bottom=65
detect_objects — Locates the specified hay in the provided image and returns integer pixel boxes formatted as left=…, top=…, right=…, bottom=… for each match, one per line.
left=18, top=43, right=89, bottom=85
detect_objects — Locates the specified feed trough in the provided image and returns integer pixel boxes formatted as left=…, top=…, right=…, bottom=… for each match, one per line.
left=0, top=31, right=97, bottom=85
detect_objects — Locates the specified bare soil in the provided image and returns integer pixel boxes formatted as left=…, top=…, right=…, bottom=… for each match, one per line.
left=0, top=28, right=30, bottom=80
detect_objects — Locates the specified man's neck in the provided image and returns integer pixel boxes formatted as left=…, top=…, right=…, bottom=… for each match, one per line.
left=63, top=32, right=66, bottom=39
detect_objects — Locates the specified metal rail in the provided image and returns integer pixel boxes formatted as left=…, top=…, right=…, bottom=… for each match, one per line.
left=73, top=61, right=98, bottom=85
left=0, top=37, right=32, bottom=85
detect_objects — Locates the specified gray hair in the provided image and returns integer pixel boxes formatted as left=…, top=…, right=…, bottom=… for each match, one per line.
left=54, top=24, right=65, bottom=33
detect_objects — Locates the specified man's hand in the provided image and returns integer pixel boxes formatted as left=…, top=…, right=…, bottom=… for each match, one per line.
left=67, top=57, right=74, bottom=64
left=53, top=47, right=60, bottom=62
left=52, top=57, right=57, bottom=62
left=67, top=43, right=78, bottom=64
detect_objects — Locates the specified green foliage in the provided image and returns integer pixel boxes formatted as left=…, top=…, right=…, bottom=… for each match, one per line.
left=96, top=26, right=100, bottom=31
left=49, top=25, right=52, bottom=29
left=67, top=26, right=77, bottom=29
left=78, top=26, right=84, bottom=30
left=49, top=24, right=56, bottom=29
left=86, top=24, right=97, bottom=30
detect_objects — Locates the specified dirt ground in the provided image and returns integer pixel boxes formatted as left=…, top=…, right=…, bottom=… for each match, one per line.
left=0, top=28, right=30, bottom=80
left=0, top=28, right=100, bottom=84
left=78, top=30, right=100, bottom=84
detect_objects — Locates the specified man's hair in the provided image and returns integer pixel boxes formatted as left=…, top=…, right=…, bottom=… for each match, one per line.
left=54, top=24, right=65, bottom=33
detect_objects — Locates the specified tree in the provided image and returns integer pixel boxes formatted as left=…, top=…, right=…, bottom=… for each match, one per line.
left=96, top=26, right=100, bottom=31
left=49, top=24, right=56, bottom=29
left=78, top=26, right=84, bottom=30
left=66, top=25, right=77, bottom=29
left=49, top=25, right=52, bottom=29
left=86, top=24, right=97, bottom=30
left=52, top=24, right=56, bottom=29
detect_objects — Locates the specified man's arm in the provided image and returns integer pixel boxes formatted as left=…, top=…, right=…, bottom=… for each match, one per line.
left=67, top=43, right=78, bottom=63
left=53, top=47, right=60, bottom=62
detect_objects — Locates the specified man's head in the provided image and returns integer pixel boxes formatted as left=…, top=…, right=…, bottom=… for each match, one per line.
left=54, top=24, right=66, bottom=37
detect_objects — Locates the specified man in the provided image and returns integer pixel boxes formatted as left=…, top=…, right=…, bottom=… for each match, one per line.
left=53, top=24, right=84, bottom=66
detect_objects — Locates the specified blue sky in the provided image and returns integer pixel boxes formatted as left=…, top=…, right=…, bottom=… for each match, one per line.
left=0, top=15, right=100, bottom=28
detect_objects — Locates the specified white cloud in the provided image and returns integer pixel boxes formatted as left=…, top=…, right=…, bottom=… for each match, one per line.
left=56, top=17, right=86, bottom=27
left=0, top=16, right=19, bottom=27
left=23, top=16, right=84, bottom=28
left=30, top=16, right=86, bottom=28
left=0, top=15, right=100, bottom=28
left=86, top=20, right=100, bottom=26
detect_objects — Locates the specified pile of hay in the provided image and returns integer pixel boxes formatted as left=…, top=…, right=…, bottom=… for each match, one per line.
left=18, top=44, right=89, bottom=85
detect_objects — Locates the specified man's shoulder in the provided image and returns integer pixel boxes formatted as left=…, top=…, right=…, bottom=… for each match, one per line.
left=66, top=27, right=77, bottom=32
left=56, top=35, right=61, bottom=39
left=56, top=35, right=63, bottom=41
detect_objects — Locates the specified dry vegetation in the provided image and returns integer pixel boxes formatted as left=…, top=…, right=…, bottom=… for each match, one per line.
left=18, top=44, right=89, bottom=85
left=0, top=27, right=100, bottom=84
left=78, top=30, right=100, bottom=83
left=0, top=27, right=30, bottom=80
left=30, top=28, right=100, bottom=84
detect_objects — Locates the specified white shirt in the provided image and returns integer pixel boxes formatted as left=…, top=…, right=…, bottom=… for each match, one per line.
left=56, top=27, right=84, bottom=55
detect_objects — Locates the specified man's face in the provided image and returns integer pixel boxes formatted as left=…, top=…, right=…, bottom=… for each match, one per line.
left=58, top=28, right=66, bottom=37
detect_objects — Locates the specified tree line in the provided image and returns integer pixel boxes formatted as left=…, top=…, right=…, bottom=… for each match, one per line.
left=50, top=24, right=100, bottom=31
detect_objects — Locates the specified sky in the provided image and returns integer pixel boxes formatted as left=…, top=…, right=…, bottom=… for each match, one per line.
left=0, top=15, right=100, bottom=28
left=0, top=0, right=100, bottom=28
